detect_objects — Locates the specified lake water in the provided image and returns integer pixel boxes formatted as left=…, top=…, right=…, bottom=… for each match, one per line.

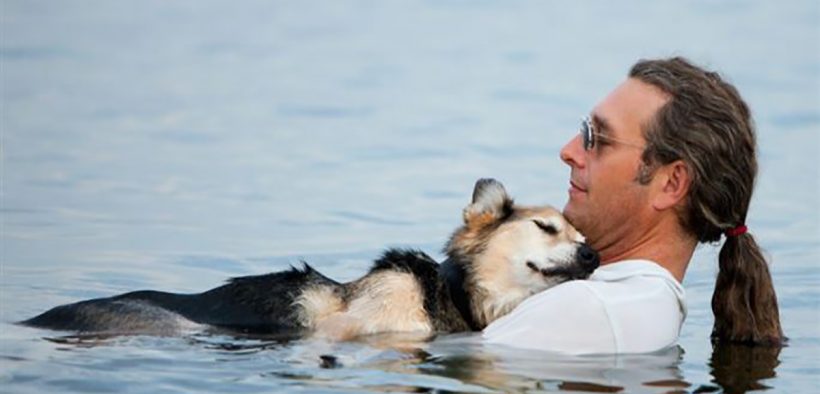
left=2, top=1, right=819, bottom=392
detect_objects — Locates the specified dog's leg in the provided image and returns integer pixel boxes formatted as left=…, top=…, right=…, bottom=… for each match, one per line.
left=312, top=313, right=365, bottom=341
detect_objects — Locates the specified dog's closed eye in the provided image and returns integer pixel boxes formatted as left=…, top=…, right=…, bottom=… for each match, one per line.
left=533, top=220, right=559, bottom=235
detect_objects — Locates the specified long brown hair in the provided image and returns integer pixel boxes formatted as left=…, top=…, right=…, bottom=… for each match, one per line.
left=629, top=57, right=784, bottom=345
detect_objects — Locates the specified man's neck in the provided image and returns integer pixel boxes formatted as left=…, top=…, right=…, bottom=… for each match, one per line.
left=597, top=218, right=696, bottom=283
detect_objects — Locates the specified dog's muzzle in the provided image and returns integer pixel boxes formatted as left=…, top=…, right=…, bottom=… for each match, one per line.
left=527, top=243, right=600, bottom=280
left=577, top=243, right=600, bottom=272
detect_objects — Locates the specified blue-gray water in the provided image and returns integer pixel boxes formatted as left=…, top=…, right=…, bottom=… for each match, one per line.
left=2, top=1, right=818, bottom=393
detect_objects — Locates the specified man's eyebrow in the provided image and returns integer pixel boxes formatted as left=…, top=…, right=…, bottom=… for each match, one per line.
left=591, top=113, right=612, bottom=136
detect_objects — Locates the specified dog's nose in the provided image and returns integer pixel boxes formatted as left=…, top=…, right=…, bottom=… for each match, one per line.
left=578, top=243, right=600, bottom=270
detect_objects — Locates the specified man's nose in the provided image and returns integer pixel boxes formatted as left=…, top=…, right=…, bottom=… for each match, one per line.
left=559, top=134, right=585, bottom=167
left=560, top=134, right=586, bottom=169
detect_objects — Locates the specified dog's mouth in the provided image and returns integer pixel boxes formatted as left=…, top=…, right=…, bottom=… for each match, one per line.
left=526, top=260, right=595, bottom=280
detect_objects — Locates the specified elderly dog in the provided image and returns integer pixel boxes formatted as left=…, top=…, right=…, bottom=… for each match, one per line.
left=22, top=179, right=599, bottom=340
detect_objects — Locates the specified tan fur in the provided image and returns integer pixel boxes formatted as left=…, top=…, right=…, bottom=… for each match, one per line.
left=463, top=211, right=498, bottom=229
left=312, top=314, right=364, bottom=341
left=300, top=272, right=433, bottom=340
left=21, top=179, right=594, bottom=338
left=301, top=179, right=593, bottom=338
left=457, top=205, right=588, bottom=326
left=343, top=272, right=433, bottom=336
left=450, top=215, right=497, bottom=259
left=294, top=286, right=345, bottom=329
left=470, top=225, right=533, bottom=324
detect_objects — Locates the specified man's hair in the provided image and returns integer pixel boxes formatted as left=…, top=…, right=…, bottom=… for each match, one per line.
left=629, top=57, right=784, bottom=345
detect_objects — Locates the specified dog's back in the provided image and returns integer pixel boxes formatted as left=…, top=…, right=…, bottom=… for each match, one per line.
left=298, top=250, right=471, bottom=340
left=21, top=249, right=474, bottom=338
left=21, top=265, right=340, bottom=335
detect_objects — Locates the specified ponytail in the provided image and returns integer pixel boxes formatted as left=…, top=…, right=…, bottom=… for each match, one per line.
left=630, top=57, right=785, bottom=346
left=711, top=232, right=784, bottom=345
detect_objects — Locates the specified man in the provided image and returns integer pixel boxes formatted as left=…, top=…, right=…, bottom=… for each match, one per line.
left=483, top=57, right=784, bottom=354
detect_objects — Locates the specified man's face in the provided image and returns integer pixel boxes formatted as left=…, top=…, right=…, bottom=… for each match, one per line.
left=559, top=78, right=669, bottom=258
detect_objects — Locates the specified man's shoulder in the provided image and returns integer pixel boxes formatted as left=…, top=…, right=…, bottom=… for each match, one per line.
left=505, top=258, right=686, bottom=320
left=483, top=259, right=686, bottom=354
left=592, top=259, right=672, bottom=278
left=507, top=277, right=601, bottom=314
left=585, top=259, right=685, bottom=300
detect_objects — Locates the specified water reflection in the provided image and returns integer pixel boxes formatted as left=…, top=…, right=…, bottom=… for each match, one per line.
left=705, top=343, right=782, bottom=394
left=16, top=327, right=787, bottom=393
left=440, top=344, right=688, bottom=393
left=301, top=334, right=690, bottom=393
left=382, top=339, right=782, bottom=394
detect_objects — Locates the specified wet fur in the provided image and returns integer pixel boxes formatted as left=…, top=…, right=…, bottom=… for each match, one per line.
left=22, top=179, right=598, bottom=340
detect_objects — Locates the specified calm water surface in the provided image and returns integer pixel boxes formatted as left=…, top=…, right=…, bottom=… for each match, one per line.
left=2, top=1, right=819, bottom=393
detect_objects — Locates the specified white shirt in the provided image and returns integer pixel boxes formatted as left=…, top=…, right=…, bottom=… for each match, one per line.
left=482, top=260, right=686, bottom=355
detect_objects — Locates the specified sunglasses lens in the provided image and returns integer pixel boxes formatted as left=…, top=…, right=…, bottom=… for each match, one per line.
left=581, top=119, right=593, bottom=150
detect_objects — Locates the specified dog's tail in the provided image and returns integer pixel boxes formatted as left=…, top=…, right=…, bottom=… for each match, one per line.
left=19, top=291, right=200, bottom=334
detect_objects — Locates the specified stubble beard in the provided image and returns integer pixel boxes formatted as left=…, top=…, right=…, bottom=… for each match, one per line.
left=563, top=200, right=592, bottom=242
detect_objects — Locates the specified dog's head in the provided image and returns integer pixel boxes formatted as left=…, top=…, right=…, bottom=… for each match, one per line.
left=444, top=178, right=599, bottom=327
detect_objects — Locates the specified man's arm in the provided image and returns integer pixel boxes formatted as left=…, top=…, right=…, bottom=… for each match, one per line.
left=482, top=281, right=617, bottom=355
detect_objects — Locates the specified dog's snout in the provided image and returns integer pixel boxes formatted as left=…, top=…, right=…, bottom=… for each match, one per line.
left=578, top=243, right=600, bottom=270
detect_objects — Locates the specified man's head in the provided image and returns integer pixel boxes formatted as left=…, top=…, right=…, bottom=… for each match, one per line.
left=559, top=56, right=783, bottom=345
left=560, top=77, right=677, bottom=259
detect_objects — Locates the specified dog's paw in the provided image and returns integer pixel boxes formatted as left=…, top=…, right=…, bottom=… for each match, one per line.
left=319, top=354, right=342, bottom=369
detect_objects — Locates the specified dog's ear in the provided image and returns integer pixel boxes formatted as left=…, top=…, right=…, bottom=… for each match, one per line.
left=463, top=178, right=513, bottom=224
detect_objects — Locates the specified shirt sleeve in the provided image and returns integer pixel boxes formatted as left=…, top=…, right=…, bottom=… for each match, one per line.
left=482, top=281, right=617, bottom=355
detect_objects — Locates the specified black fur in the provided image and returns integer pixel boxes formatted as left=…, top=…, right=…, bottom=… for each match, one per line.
left=20, top=249, right=473, bottom=334
left=20, top=178, right=580, bottom=337
left=438, top=257, right=480, bottom=331
left=21, top=264, right=340, bottom=334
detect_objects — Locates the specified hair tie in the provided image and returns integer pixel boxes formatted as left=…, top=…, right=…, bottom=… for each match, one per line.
left=725, top=225, right=748, bottom=237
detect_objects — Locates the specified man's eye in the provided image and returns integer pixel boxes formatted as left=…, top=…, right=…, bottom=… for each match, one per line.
left=592, top=138, right=613, bottom=153
left=533, top=220, right=559, bottom=235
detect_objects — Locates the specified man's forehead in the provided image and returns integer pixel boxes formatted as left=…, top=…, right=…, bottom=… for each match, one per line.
left=591, top=78, right=670, bottom=139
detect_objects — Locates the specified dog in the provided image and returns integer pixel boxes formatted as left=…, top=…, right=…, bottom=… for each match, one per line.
left=21, top=179, right=599, bottom=340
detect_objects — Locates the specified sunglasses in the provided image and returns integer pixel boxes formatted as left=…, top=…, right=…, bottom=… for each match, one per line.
left=580, top=116, right=643, bottom=151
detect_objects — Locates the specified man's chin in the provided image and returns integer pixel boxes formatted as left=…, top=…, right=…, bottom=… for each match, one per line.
left=562, top=203, right=586, bottom=232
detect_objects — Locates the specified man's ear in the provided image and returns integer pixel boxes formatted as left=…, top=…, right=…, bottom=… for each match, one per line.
left=651, top=160, right=691, bottom=211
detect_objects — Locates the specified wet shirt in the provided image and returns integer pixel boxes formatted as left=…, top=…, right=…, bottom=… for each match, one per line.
left=482, top=260, right=687, bottom=355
